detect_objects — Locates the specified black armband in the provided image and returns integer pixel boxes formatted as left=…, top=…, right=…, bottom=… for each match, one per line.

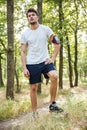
left=52, top=36, right=60, bottom=45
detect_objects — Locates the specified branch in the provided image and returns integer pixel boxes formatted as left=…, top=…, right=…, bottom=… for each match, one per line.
left=0, top=38, right=7, bottom=51
left=79, top=0, right=87, bottom=16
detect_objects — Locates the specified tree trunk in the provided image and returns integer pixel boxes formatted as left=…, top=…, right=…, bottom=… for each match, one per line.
left=62, top=12, right=74, bottom=88
left=37, top=0, right=43, bottom=24
left=58, top=0, right=63, bottom=89
left=74, top=30, right=78, bottom=86
left=66, top=35, right=74, bottom=87
left=15, top=57, right=20, bottom=93
left=37, top=0, right=43, bottom=93
left=6, top=0, right=14, bottom=99
left=0, top=54, right=4, bottom=87
left=74, top=0, right=78, bottom=87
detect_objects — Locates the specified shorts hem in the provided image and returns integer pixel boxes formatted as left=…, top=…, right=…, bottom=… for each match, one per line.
left=30, top=81, right=41, bottom=84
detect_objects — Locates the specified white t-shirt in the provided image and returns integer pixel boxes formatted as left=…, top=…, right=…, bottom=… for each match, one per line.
left=20, top=24, right=54, bottom=64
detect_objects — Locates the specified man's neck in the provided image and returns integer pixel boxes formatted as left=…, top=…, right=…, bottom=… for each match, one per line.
left=30, top=23, right=39, bottom=30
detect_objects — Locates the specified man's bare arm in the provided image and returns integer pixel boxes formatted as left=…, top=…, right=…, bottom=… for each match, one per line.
left=21, top=44, right=30, bottom=77
left=45, top=34, right=60, bottom=64
left=51, top=34, right=60, bottom=62
left=21, top=44, right=27, bottom=69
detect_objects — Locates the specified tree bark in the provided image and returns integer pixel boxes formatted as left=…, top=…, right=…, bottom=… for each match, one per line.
left=74, top=29, right=78, bottom=86
left=15, top=57, right=20, bottom=93
left=66, top=35, right=74, bottom=87
left=37, top=0, right=43, bottom=93
left=74, top=0, right=78, bottom=86
left=58, top=0, right=63, bottom=89
left=62, top=11, right=74, bottom=88
left=0, top=54, right=4, bottom=87
left=37, top=0, right=43, bottom=24
left=6, top=0, right=14, bottom=99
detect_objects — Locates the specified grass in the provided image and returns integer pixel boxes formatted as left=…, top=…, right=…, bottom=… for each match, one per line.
left=24, top=93, right=87, bottom=130
left=0, top=98, right=31, bottom=121
left=0, top=82, right=87, bottom=130
left=0, top=83, right=49, bottom=121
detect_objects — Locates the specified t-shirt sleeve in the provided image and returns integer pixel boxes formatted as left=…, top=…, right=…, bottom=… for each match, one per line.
left=20, top=32, right=27, bottom=44
left=45, top=26, right=54, bottom=38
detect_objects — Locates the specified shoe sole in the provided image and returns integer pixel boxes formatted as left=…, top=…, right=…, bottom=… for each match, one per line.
left=49, top=109, right=63, bottom=113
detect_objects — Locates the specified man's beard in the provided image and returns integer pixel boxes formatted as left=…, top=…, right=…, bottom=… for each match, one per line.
left=30, top=21, right=37, bottom=25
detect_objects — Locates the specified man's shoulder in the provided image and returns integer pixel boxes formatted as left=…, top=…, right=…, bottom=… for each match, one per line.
left=39, top=24, right=51, bottom=32
left=40, top=24, right=48, bottom=29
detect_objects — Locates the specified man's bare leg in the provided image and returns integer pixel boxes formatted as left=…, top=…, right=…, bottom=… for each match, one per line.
left=48, top=70, right=58, bottom=102
left=48, top=70, right=63, bottom=112
left=30, top=84, right=38, bottom=112
left=50, top=78, right=57, bottom=102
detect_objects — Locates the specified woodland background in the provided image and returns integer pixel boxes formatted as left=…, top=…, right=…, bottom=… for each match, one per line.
left=0, top=1, right=87, bottom=129
left=0, top=0, right=87, bottom=99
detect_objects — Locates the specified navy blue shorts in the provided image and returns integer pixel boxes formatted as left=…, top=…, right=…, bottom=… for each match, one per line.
left=26, top=62, right=56, bottom=84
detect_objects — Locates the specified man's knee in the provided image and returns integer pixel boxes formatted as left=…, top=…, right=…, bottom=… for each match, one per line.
left=31, top=84, right=38, bottom=92
left=52, top=73, right=58, bottom=81
left=48, top=71, right=58, bottom=81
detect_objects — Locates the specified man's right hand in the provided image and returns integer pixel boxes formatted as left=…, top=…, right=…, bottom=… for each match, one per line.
left=24, top=68, right=30, bottom=78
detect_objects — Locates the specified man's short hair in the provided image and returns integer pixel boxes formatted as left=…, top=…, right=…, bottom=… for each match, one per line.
left=26, top=8, right=38, bottom=17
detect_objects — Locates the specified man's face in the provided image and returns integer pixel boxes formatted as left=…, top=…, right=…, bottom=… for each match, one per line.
left=27, top=12, right=39, bottom=25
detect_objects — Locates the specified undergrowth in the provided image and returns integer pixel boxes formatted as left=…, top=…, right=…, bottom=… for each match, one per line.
left=0, top=98, right=31, bottom=121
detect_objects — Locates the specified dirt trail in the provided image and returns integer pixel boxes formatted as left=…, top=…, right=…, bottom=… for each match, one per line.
left=0, top=105, right=51, bottom=130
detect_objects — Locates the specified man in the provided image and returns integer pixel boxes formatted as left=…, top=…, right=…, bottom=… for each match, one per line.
left=20, top=8, right=63, bottom=117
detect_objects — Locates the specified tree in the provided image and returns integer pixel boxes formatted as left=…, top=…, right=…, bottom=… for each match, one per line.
left=0, top=53, right=4, bottom=87
left=65, top=34, right=74, bottom=87
left=61, top=6, right=74, bottom=87
left=0, top=1, right=6, bottom=87
left=0, top=39, right=5, bottom=87
left=6, top=0, right=14, bottom=99
left=37, top=0, right=43, bottom=24
left=73, top=0, right=78, bottom=86
left=58, top=0, right=63, bottom=89
left=37, top=0, right=43, bottom=93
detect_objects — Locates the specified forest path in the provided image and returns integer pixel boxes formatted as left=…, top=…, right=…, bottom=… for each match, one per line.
left=0, top=86, right=87, bottom=130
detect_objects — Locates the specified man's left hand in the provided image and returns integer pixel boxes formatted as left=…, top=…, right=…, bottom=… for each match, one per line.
left=45, top=58, right=54, bottom=64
